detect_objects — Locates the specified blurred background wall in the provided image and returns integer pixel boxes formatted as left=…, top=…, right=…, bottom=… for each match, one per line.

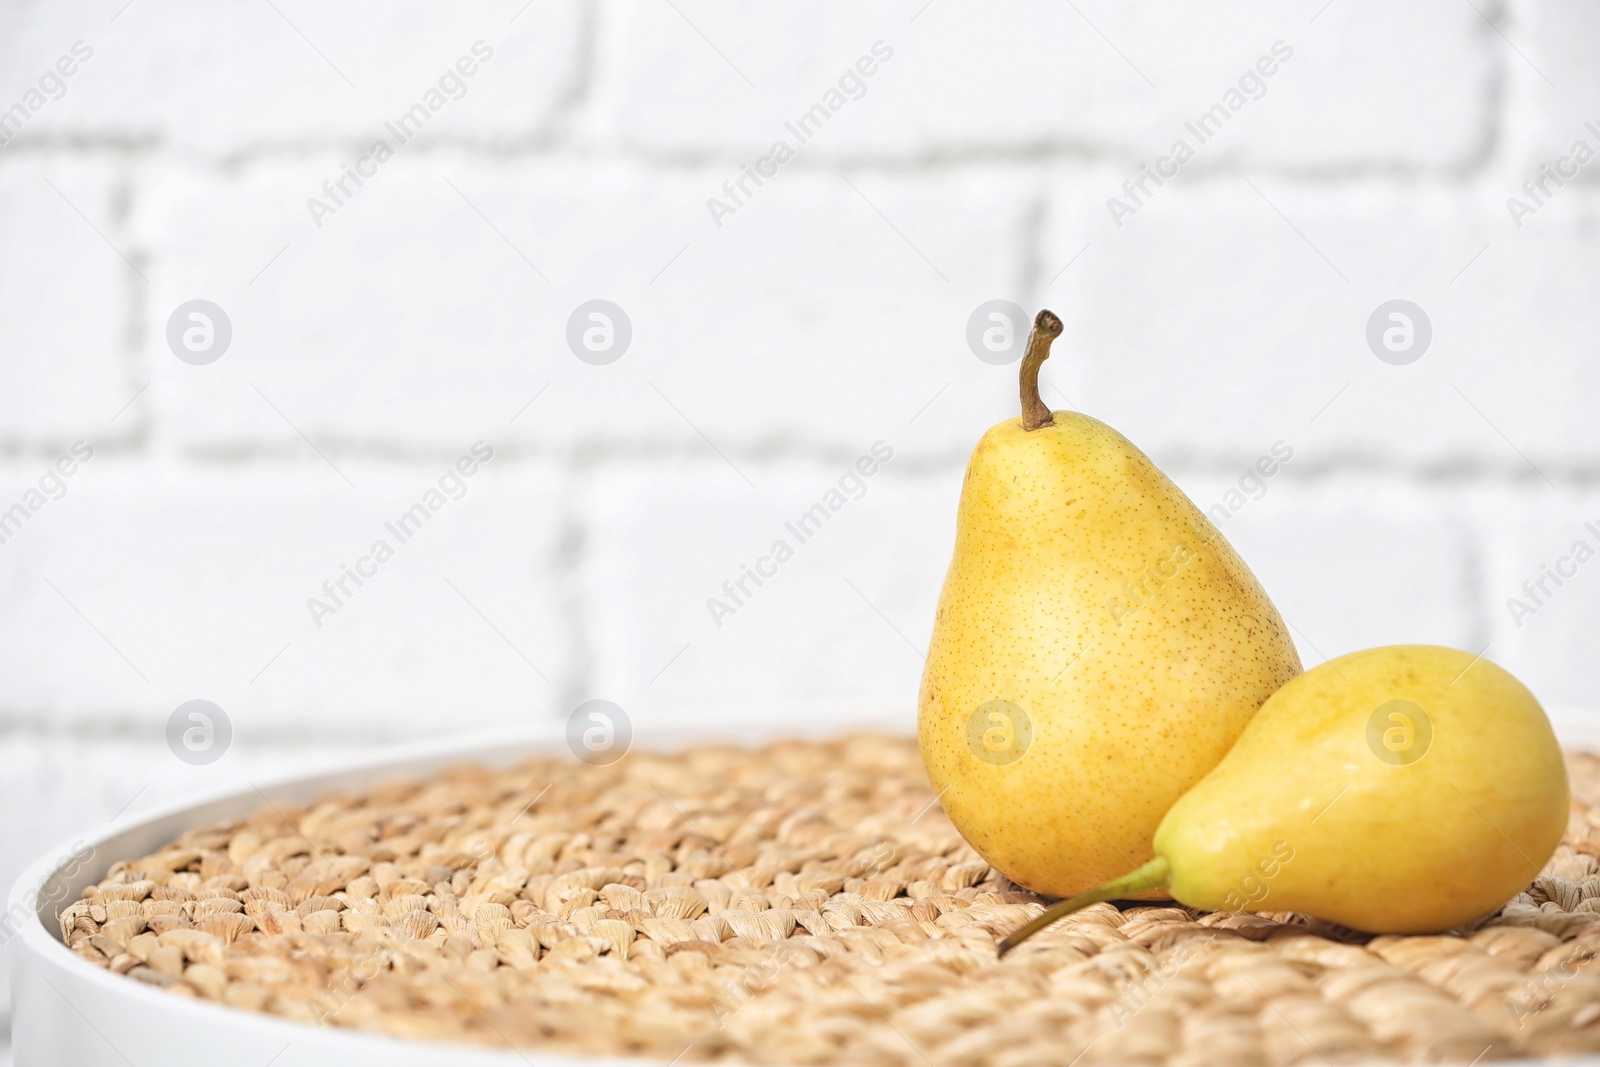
left=2, top=0, right=1599, bottom=1039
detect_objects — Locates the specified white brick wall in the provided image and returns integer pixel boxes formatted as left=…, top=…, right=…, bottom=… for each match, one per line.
left=1, top=1, right=583, bottom=150
left=1504, top=0, right=1600, bottom=179
left=0, top=158, right=135, bottom=443
left=581, top=455, right=958, bottom=724
left=1048, top=176, right=1600, bottom=468
left=125, top=157, right=1036, bottom=456
left=2, top=0, right=1599, bottom=1033
left=0, top=460, right=568, bottom=731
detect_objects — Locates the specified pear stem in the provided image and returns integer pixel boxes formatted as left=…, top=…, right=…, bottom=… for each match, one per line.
left=1019, top=309, right=1064, bottom=431
left=997, top=856, right=1171, bottom=957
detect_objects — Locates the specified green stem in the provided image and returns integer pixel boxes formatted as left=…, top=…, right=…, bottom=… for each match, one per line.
left=996, top=856, right=1171, bottom=957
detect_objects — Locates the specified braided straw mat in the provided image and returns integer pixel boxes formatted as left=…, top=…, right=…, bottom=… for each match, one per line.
left=61, top=737, right=1600, bottom=1065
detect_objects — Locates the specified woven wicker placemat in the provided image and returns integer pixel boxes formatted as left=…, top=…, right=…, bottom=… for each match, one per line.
left=62, top=737, right=1600, bottom=1065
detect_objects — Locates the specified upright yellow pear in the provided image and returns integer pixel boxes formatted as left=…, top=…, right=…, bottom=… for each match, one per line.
left=920, top=310, right=1301, bottom=898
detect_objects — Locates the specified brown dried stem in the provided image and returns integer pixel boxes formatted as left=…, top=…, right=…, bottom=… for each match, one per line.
left=1020, top=309, right=1064, bottom=431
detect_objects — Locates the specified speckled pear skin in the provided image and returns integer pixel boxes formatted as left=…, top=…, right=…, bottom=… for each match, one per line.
left=918, top=411, right=1301, bottom=899
left=1155, top=645, right=1569, bottom=932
